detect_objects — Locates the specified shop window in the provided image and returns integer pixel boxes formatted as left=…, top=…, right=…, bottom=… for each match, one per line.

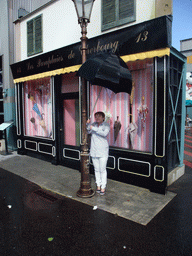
left=23, top=77, right=53, bottom=139
left=102, top=0, right=136, bottom=31
left=27, top=15, right=43, bottom=56
left=89, top=59, right=154, bottom=153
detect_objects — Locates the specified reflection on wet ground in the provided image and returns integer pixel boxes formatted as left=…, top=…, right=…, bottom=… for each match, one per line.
left=1, top=164, right=192, bottom=256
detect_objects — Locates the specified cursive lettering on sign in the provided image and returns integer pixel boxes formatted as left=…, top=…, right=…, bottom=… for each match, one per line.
left=68, top=50, right=75, bottom=59
left=85, top=40, right=119, bottom=55
left=37, top=55, right=64, bottom=69
left=27, top=62, right=34, bottom=70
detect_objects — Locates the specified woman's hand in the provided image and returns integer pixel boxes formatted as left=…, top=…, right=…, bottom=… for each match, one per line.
left=87, top=119, right=93, bottom=129
left=87, top=119, right=93, bottom=130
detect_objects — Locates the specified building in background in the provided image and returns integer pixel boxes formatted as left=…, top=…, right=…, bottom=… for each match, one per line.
left=0, top=0, right=52, bottom=149
left=1, top=0, right=186, bottom=194
left=180, top=38, right=192, bottom=120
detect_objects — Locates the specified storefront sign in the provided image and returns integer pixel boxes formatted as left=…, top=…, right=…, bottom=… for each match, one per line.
left=11, top=15, right=172, bottom=79
left=187, top=56, right=192, bottom=64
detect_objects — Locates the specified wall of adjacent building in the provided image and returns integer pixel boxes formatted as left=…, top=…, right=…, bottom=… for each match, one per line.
left=15, top=0, right=172, bottom=62
left=181, top=38, right=192, bottom=73
left=0, top=0, right=52, bottom=149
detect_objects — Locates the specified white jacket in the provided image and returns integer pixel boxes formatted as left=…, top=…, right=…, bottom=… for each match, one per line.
left=87, top=121, right=110, bottom=157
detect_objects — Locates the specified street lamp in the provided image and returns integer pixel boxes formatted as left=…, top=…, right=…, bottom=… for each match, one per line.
left=72, top=0, right=95, bottom=197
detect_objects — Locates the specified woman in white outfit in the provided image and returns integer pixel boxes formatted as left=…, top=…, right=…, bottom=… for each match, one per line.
left=87, top=111, right=110, bottom=195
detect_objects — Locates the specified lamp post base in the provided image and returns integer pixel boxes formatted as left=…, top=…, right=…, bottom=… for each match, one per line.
left=76, top=187, right=95, bottom=198
left=77, top=150, right=95, bottom=198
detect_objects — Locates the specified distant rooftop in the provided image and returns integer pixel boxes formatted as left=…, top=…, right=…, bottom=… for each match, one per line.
left=180, top=38, right=192, bottom=43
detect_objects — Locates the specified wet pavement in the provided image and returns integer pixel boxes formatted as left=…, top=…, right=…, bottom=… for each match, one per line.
left=0, top=129, right=192, bottom=255
left=0, top=152, right=176, bottom=226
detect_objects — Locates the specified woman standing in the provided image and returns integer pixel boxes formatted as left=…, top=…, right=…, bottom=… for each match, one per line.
left=87, top=111, right=110, bottom=195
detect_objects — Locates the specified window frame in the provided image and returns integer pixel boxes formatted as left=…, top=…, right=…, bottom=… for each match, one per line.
left=101, top=0, right=136, bottom=31
left=27, top=14, right=43, bottom=57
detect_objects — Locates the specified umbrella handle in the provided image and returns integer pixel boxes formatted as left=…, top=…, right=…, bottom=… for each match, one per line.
left=89, top=86, right=103, bottom=119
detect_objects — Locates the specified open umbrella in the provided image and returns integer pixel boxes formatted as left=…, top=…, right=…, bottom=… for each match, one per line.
left=77, top=51, right=132, bottom=94
left=32, top=103, right=42, bottom=119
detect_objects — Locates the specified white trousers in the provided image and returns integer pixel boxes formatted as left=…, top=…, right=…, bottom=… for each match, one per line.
left=92, top=156, right=108, bottom=189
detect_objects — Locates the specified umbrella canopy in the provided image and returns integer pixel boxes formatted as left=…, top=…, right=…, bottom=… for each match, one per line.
left=77, top=51, right=132, bottom=94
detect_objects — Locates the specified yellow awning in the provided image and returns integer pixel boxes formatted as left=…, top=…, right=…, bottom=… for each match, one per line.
left=121, top=48, right=170, bottom=62
left=14, top=48, right=170, bottom=83
left=13, top=64, right=81, bottom=83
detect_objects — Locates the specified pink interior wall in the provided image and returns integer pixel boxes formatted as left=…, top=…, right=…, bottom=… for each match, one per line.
left=63, top=99, right=76, bottom=146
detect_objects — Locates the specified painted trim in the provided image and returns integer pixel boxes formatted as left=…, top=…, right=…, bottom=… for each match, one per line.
left=17, top=139, right=22, bottom=148
left=107, top=155, right=116, bottom=170
left=52, top=77, right=55, bottom=141
left=52, top=146, right=56, bottom=157
left=154, top=165, right=165, bottom=182
left=154, top=56, right=166, bottom=157
left=15, top=84, right=21, bottom=135
left=154, top=58, right=158, bottom=156
left=180, top=60, right=187, bottom=166
left=24, top=140, right=37, bottom=151
left=63, top=148, right=80, bottom=161
left=38, top=142, right=54, bottom=156
left=168, top=67, right=184, bottom=163
left=118, top=157, right=151, bottom=177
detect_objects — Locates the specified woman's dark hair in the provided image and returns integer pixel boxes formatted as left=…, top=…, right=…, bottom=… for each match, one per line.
left=94, top=111, right=105, bottom=119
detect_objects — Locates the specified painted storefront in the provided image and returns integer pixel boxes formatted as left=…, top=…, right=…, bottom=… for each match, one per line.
left=11, top=15, right=186, bottom=194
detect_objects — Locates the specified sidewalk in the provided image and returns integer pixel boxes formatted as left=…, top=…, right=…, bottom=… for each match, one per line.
left=0, top=151, right=176, bottom=226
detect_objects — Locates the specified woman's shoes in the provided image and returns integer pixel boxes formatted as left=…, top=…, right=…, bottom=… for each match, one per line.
left=100, top=189, right=105, bottom=196
left=96, top=187, right=106, bottom=195
left=96, top=187, right=101, bottom=194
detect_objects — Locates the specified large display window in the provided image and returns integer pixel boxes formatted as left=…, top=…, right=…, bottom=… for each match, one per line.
left=89, top=59, right=154, bottom=153
left=23, top=77, right=53, bottom=139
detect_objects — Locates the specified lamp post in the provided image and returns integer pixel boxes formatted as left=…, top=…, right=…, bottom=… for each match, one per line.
left=72, top=0, right=95, bottom=197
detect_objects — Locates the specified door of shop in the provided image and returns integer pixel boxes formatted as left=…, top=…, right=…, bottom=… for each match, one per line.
left=58, top=92, right=81, bottom=169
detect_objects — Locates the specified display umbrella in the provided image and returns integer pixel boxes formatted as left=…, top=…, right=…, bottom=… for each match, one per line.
left=77, top=51, right=132, bottom=94
left=186, top=100, right=192, bottom=106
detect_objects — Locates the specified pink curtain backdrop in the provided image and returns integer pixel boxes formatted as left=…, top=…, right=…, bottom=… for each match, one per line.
left=63, top=99, right=76, bottom=146
left=89, top=59, right=154, bottom=153
left=24, top=77, right=52, bottom=138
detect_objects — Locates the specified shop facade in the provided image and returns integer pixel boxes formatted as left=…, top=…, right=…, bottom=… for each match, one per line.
left=11, top=15, right=186, bottom=194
